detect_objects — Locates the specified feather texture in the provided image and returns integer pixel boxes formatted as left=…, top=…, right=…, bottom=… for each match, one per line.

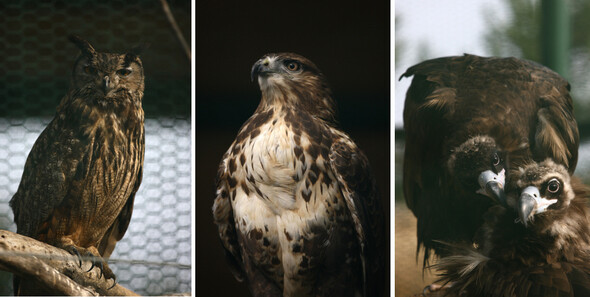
left=213, top=53, right=385, bottom=297
left=401, top=54, right=579, bottom=267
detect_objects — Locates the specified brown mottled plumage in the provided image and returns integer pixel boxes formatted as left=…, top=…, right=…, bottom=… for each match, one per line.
left=9, top=36, right=145, bottom=295
left=213, top=53, right=385, bottom=296
left=401, top=54, right=579, bottom=267
left=434, top=160, right=590, bottom=297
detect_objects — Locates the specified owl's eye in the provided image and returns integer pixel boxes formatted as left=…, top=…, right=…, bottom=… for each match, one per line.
left=117, top=68, right=132, bottom=77
left=285, top=61, right=301, bottom=72
left=84, top=66, right=97, bottom=75
left=547, top=178, right=560, bottom=194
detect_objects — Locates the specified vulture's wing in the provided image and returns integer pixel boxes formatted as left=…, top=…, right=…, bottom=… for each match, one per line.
left=401, top=57, right=460, bottom=265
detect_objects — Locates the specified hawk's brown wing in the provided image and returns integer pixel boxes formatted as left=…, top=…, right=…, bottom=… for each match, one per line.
left=329, top=136, right=386, bottom=297
left=212, top=150, right=245, bottom=282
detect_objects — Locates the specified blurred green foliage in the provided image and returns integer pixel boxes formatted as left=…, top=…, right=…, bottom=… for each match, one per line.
left=483, top=0, right=590, bottom=126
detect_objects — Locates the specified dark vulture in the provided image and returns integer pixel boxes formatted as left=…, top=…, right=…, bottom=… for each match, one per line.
left=401, top=54, right=579, bottom=266
left=213, top=53, right=385, bottom=296
left=434, top=160, right=590, bottom=297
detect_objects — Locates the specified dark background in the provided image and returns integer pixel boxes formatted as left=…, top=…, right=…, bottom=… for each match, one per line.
left=0, top=0, right=190, bottom=118
left=196, top=0, right=391, bottom=296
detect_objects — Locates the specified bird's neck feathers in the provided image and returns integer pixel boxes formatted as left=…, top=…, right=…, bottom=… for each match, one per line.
left=256, top=76, right=338, bottom=125
left=499, top=180, right=590, bottom=262
left=58, top=88, right=144, bottom=123
left=543, top=180, right=590, bottom=253
left=56, top=89, right=144, bottom=142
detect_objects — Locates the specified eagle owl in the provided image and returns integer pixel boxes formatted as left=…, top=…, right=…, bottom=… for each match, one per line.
left=9, top=35, right=146, bottom=294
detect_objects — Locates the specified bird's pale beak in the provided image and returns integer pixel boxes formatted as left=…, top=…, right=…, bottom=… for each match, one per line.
left=103, top=75, right=111, bottom=94
left=251, top=57, right=272, bottom=81
left=477, top=169, right=507, bottom=206
left=518, top=186, right=558, bottom=227
left=251, top=62, right=261, bottom=81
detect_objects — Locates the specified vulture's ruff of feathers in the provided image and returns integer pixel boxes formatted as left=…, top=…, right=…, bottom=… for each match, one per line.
left=434, top=160, right=590, bottom=297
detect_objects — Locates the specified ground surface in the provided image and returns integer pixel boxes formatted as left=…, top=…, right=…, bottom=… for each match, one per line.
left=395, top=201, right=438, bottom=297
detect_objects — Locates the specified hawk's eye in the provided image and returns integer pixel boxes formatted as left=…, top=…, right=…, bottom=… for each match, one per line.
left=492, top=152, right=500, bottom=166
left=117, top=68, right=132, bottom=77
left=547, top=178, right=560, bottom=194
left=84, top=66, right=97, bottom=75
left=285, top=61, right=301, bottom=72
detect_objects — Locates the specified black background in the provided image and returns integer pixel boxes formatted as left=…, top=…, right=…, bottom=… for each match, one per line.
left=196, top=0, right=390, bottom=295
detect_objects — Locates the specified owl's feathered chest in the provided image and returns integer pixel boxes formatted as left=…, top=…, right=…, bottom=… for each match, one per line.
left=57, top=101, right=145, bottom=215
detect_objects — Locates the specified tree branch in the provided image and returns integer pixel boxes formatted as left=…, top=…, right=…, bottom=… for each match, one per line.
left=0, top=230, right=138, bottom=296
left=159, top=0, right=191, bottom=61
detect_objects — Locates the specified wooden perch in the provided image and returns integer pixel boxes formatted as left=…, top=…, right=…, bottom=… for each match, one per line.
left=0, top=229, right=138, bottom=296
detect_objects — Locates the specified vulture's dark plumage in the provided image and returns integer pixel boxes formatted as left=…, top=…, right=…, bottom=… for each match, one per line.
left=401, top=54, right=579, bottom=266
left=434, top=160, right=590, bottom=297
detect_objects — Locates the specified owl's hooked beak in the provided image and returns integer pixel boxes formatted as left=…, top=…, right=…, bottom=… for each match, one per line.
left=103, top=76, right=112, bottom=94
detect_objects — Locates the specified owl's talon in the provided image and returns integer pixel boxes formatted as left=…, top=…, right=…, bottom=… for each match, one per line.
left=86, top=253, right=96, bottom=273
left=84, top=251, right=110, bottom=280
left=96, top=259, right=105, bottom=280
left=67, top=246, right=83, bottom=267
left=108, top=278, right=118, bottom=290
left=63, top=245, right=115, bottom=281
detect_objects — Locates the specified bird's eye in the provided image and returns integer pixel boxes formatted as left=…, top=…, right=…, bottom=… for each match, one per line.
left=117, top=68, right=132, bottom=77
left=492, top=152, right=501, bottom=166
left=547, top=178, right=560, bottom=194
left=84, top=66, right=97, bottom=75
left=285, top=61, right=300, bottom=71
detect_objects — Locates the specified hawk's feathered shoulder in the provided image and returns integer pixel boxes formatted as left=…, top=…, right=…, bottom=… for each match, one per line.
left=329, top=133, right=385, bottom=296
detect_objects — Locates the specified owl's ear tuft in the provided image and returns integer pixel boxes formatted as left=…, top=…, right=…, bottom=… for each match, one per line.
left=69, top=35, right=97, bottom=58
left=130, top=43, right=150, bottom=56
left=124, top=43, right=150, bottom=66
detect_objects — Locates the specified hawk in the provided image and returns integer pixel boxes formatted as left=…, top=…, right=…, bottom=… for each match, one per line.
left=434, top=160, right=590, bottom=297
left=401, top=54, right=579, bottom=267
left=212, top=53, right=385, bottom=297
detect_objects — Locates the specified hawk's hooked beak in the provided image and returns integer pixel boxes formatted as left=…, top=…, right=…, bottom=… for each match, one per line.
left=477, top=169, right=507, bottom=206
left=251, top=57, right=272, bottom=81
left=518, top=186, right=558, bottom=227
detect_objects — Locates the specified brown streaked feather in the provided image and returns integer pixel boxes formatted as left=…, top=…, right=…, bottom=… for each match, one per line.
left=214, top=52, right=385, bottom=297
left=10, top=36, right=145, bottom=295
left=329, top=136, right=386, bottom=297
left=212, top=151, right=246, bottom=282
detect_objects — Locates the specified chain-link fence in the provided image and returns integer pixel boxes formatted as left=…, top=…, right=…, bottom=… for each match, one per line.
left=0, top=0, right=191, bottom=295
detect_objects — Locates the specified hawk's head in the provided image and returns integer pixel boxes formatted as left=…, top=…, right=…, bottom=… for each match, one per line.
left=251, top=53, right=337, bottom=123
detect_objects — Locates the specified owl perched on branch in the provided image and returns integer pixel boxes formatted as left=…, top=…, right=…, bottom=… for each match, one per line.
left=9, top=35, right=146, bottom=295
